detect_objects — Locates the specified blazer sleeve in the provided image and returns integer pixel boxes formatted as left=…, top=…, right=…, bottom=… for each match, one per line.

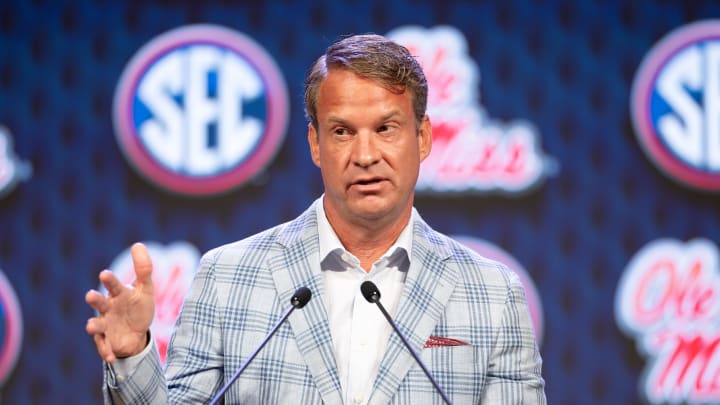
left=102, top=340, right=167, bottom=404
left=480, top=270, right=546, bottom=404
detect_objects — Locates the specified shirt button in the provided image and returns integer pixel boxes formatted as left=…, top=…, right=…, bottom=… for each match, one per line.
left=353, top=396, right=363, bottom=404
left=341, top=253, right=350, bottom=262
left=116, top=375, right=125, bottom=383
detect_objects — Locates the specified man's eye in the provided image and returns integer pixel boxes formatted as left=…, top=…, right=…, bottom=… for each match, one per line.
left=378, top=125, right=397, bottom=135
left=333, top=128, right=347, bottom=135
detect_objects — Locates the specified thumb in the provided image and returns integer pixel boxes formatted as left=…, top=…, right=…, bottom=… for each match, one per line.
left=130, top=242, right=154, bottom=291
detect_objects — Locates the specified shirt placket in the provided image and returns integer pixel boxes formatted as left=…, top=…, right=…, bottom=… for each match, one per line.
left=344, top=256, right=390, bottom=405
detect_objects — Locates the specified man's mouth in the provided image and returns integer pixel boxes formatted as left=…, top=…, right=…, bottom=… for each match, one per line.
left=355, top=177, right=383, bottom=185
left=350, top=177, right=387, bottom=191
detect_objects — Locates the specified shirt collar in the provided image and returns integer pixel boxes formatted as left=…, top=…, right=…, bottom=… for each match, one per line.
left=316, top=196, right=414, bottom=266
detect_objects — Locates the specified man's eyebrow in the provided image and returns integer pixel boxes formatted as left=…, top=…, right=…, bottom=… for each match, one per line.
left=379, top=110, right=402, bottom=121
left=324, top=110, right=403, bottom=126
left=326, top=116, right=349, bottom=125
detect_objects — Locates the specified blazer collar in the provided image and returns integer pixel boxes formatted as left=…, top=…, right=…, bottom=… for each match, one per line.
left=267, top=201, right=344, bottom=405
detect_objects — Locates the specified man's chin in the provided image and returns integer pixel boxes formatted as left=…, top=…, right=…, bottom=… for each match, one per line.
left=348, top=199, right=398, bottom=222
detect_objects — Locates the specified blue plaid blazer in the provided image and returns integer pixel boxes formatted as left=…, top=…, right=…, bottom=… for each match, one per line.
left=105, top=200, right=546, bottom=404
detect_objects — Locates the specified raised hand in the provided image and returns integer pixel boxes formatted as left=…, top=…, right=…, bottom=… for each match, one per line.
left=85, top=242, right=156, bottom=363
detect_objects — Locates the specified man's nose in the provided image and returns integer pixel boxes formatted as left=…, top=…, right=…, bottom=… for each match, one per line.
left=351, top=131, right=381, bottom=167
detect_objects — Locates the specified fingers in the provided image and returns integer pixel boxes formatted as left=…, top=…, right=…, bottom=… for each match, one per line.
left=85, top=289, right=109, bottom=313
left=98, top=269, right=126, bottom=297
left=85, top=316, right=105, bottom=335
left=87, top=317, right=116, bottom=363
left=93, top=333, right=116, bottom=364
left=95, top=242, right=152, bottom=296
left=130, top=243, right=154, bottom=290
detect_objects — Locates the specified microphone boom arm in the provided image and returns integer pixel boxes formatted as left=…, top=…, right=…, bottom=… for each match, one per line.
left=361, top=281, right=452, bottom=405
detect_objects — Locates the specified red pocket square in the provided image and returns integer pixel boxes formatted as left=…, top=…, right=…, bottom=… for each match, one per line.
left=424, top=336, right=469, bottom=348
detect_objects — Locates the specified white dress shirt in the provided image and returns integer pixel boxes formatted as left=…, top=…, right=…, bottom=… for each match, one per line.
left=316, top=199, right=413, bottom=405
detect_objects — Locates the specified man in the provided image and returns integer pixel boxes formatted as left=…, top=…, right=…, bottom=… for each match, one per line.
left=86, top=33, right=546, bottom=404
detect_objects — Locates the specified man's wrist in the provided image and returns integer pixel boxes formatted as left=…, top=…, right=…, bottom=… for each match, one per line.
left=117, top=330, right=150, bottom=359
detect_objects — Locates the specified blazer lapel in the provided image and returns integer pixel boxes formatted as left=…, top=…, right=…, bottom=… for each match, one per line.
left=368, top=215, right=459, bottom=405
left=266, top=204, right=344, bottom=405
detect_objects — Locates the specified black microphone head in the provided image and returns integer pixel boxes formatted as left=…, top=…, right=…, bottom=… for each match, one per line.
left=360, top=281, right=381, bottom=303
left=290, top=287, right=312, bottom=308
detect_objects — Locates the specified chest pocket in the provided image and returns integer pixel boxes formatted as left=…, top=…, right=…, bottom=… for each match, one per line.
left=392, top=345, right=486, bottom=404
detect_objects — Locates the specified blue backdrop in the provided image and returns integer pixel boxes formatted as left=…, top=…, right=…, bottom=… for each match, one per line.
left=1, top=0, right=719, bottom=404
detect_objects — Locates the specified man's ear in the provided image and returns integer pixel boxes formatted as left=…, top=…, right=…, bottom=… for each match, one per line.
left=308, top=123, right=321, bottom=168
left=418, top=115, right=432, bottom=162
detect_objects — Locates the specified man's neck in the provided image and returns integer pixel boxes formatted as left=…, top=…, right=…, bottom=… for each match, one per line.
left=324, top=204, right=412, bottom=272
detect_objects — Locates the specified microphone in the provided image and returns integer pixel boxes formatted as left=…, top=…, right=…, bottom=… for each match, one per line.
left=360, top=281, right=453, bottom=405
left=208, top=287, right=312, bottom=405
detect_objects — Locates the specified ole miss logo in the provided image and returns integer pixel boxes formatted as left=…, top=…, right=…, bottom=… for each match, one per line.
left=631, top=20, right=720, bottom=192
left=113, top=25, right=289, bottom=196
left=616, top=238, right=720, bottom=404
left=387, top=26, right=556, bottom=195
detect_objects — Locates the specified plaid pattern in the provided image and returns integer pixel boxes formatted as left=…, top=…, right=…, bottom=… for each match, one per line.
left=104, top=200, right=545, bottom=404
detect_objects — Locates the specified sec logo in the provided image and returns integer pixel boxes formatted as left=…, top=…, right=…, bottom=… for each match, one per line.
left=113, top=24, right=289, bottom=196
left=631, top=20, right=720, bottom=192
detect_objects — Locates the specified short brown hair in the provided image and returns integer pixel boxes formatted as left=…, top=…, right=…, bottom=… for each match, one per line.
left=304, top=34, right=428, bottom=130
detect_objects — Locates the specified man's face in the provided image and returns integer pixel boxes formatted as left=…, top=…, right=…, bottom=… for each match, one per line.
left=308, top=69, right=432, bottom=226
